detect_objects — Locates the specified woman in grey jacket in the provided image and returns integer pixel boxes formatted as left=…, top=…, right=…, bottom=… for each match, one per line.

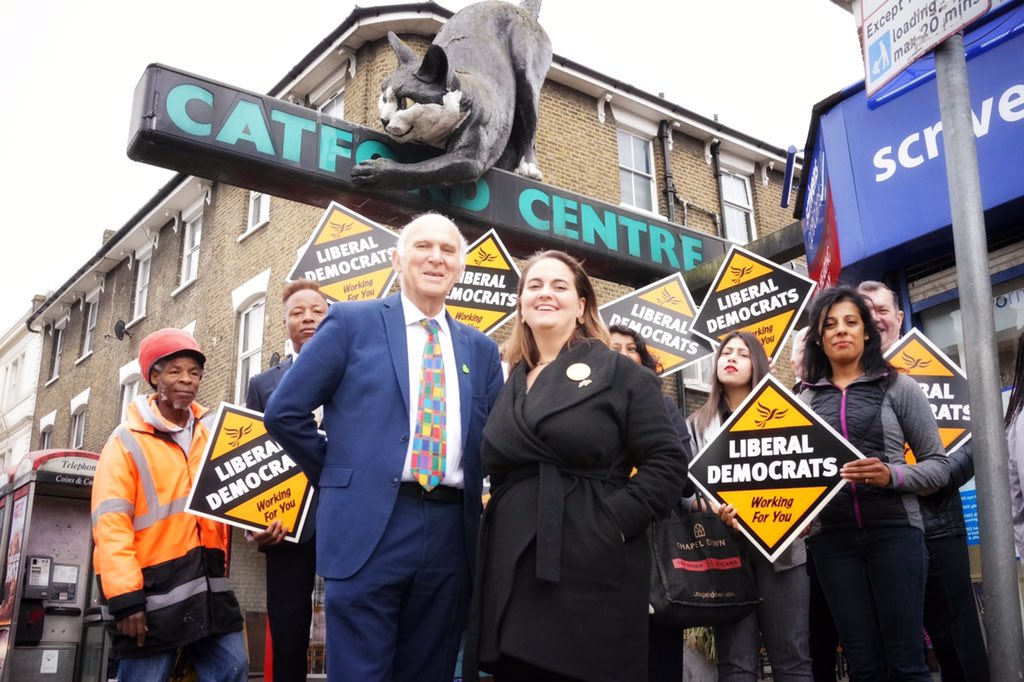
left=800, top=287, right=949, bottom=682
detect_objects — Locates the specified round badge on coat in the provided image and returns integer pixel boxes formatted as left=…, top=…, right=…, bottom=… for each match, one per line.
left=566, top=363, right=591, bottom=382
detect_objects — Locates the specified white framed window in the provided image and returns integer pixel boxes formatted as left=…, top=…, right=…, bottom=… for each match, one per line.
left=318, top=91, right=345, bottom=121
left=47, top=324, right=65, bottom=382
left=181, top=214, right=203, bottom=285
left=617, top=130, right=656, bottom=212
left=40, top=427, right=53, bottom=450
left=121, top=378, right=140, bottom=421
left=70, top=409, right=86, bottom=449
left=246, top=191, right=270, bottom=233
left=81, top=295, right=100, bottom=357
left=683, top=356, right=714, bottom=392
left=720, top=169, right=756, bottom=244
left=133, top=249, right=152, bottom=320
left=3, top=355, right=21, bottom=408
left=236, top=299, right=265, bottom=402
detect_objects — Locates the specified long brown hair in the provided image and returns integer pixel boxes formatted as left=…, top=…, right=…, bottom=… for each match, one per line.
left=504, top=250, right=609, bottom=369
left=690, top=331, right=770, bottom=438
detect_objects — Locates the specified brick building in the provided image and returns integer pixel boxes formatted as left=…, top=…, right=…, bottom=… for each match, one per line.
left=26, top=2, right=800, bottom=673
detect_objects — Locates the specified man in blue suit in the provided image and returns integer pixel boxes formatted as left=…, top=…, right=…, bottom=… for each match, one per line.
left=245, top=278, right=328, bottom=682
left=265, top=213, right=504, bottom=682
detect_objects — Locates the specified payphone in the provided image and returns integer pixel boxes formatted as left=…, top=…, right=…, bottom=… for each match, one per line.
left=0, top=450, right=101, bottom=682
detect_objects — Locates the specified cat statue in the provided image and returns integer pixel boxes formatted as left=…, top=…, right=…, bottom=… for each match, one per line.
left=350, top=0, right=552, bottom=191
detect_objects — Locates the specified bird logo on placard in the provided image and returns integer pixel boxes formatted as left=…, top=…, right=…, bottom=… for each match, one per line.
left=225, top=424, right=252, bottom=448
left=655, top=288, right=681, bottom=306
left=729, top=265, right=753, bottom=284
left=327, top=219, right=353, bottom=240
left=897, top=351, right=932, bottom=374
left=473, top=249, right=498, bottom=266
left=754, top=402, right=788, bottom=428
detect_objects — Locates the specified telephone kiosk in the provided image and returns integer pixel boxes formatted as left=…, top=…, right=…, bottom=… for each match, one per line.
left=0, top=450, right=103, bottom=682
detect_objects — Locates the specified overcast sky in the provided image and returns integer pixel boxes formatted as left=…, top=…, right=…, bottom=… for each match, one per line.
left=0, top=0, right=864, bottom=332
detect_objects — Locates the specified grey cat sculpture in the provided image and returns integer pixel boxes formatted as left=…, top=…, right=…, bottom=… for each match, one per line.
left=350, top=0, right=552, bottom=191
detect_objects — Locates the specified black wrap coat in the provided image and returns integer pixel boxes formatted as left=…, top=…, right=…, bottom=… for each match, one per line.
left=471, top=340, right=689, bottom=681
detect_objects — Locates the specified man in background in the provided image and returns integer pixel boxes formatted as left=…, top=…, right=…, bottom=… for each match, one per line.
left=246, top=279, right=328, bottom=682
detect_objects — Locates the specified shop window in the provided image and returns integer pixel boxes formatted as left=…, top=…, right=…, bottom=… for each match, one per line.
left=720, top=169, right=755, bottom=243
left=617, top=129, right=655, bottom=212
left=236, top=299, right=265, bottom=402
left=919, top=275, right=1024, bottom=388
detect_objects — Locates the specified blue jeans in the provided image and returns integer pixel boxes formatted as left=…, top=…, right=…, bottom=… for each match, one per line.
left=117, top=629, right=247, bottom=682
left=808, top=527, right=930, bottom=682
left=716, top=545, right=812, bottom=681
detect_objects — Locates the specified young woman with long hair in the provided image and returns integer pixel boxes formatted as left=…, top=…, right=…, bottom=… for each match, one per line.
left=800, top=286, right=949, bottom=681
left=468, top=251, right=688, bottom=682
left=689, top=331, right=812, bottom=682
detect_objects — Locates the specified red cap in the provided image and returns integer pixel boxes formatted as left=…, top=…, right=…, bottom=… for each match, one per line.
left=139, top=328, right=206, bottom=386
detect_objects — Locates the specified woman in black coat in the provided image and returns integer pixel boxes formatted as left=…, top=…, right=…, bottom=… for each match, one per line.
left=471, top=250, right=689, bottom=681
left=609, top=324, right=695, bottom=682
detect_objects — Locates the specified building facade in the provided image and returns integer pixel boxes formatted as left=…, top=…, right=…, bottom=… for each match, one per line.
left=26, top=3, right=799, bottom=673
left=0, top=304, right=43, bottom=477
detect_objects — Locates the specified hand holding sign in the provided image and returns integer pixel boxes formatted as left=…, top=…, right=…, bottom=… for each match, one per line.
left=840, top=457, right=892, bottom=487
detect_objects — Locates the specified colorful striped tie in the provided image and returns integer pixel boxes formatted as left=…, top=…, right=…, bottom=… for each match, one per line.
left=411, top=319, right=446, bottom=490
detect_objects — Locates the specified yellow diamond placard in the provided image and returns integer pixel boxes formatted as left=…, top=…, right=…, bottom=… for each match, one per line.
left=446, top=229, right=520, bottom=335
left=289, top=202, right=398, bottom=302
left=693, top=245, right=815, bottom=360
left=885, top=328, right=971, bottom=460
left=688, top=375, right=864, bottom=562
left=186, top=403, right=313, bottom=543
left=599, top=273, right=716, bottom=376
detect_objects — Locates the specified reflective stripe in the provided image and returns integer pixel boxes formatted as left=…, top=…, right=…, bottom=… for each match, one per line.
left=99, top=605, right=112, bottom=621
left=115, top=427, right=161, bottom=527
left=209, top=577, right=233, bottom=593
left=146, top=576, right=207, bottom=611
left=134, top=497, right=189, bottom=532
left=92, top=498, right=135, bottom=527
left=116, top=427, right=192, bottom=531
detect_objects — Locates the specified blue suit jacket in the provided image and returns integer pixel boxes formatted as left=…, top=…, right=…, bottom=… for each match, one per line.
left=264, top=293, right=504, bottom=579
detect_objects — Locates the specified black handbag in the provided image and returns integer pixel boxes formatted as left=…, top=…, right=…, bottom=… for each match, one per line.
left=648, top=506, right=761, bottom=628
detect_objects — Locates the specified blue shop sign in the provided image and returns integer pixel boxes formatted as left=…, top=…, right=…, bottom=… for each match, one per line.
left=799, top=5, right=1024, bottom=268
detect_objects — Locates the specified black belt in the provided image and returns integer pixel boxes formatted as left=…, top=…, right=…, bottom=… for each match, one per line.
left=397, top=481, right=464, bottom=503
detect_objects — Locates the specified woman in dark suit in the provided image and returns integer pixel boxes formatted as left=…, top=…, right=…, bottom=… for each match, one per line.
left=471, top=250, right=689, bottom=681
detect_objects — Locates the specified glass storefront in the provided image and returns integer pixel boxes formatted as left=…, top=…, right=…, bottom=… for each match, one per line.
left=918, top=274, right=1024, bottom=591
left=918, top=276, right=1024, bottom=389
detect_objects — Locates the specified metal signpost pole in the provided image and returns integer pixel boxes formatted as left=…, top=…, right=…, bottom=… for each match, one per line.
left=934, top=31, right=1024, bottom=680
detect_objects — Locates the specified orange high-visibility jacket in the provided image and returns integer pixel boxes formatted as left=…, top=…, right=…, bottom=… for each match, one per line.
left=91, top=395, right=242, bottom=658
